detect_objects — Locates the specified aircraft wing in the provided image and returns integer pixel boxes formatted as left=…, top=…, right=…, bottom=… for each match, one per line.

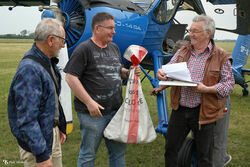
left=0, top=0, right=146, bottom=15
left=0, top=0, right=50, bottom=6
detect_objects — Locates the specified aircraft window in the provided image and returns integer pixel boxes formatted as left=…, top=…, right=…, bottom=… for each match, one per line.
left=153, top=0, right=180, bottom=23
left=129, top=0, right=155, bottom=11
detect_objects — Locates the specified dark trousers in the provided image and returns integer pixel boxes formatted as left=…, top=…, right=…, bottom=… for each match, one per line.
left=165, top=106, right=215, bottom=167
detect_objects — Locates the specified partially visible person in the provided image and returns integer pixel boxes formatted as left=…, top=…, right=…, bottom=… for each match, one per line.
left=64, top=12, right=140, bottom=167
left=171, top=40, right=189, bottom=54
left=8, top=18, right=67, bottom=167
left=213, top=96, right=232, bottom=167
left=156, top=14, right=234, bottom=167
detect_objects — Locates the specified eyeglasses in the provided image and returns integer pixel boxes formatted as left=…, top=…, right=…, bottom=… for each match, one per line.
left=187, top=29, right=204, bottom=34
left=51, top=34, right=67, bottom=44
left=98, top=25, right=115, bottom=30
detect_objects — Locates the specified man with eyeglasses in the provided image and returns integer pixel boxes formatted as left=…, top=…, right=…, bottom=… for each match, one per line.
left=157, top=15, right=234, bottom=167
left=8, top=18, right=67, bottom=167
left=64, top=12, right=140, bottom=167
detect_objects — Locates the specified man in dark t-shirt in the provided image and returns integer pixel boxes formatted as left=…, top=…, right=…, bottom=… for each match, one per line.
left=64, top=12, right=140, bottom=167
left=64, top=39, right=123, bottom=115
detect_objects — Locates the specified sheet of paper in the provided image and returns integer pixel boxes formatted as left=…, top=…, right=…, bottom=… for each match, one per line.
left=162, top=62, right=192, bottom=82
left=159, top=81, right=197, bottom=87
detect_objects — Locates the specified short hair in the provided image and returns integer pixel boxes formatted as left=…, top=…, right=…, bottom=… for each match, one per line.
left=34, top=18, right=63, bottom=42
left=91, top=12, right=115, bottom=31
left=192, top=15, right=215, bottom=39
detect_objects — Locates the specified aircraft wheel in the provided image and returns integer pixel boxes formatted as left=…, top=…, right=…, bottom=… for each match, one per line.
left=177, top=137, right=198, bottom=167
left=242, top=89, right=248, bottom=96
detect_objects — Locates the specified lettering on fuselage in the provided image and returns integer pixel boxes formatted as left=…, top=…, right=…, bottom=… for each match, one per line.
left=240, top=45, right=249, bottom=55
left=116, top=21, right=142, bottom=31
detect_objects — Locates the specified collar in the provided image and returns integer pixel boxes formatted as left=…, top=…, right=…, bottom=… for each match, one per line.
left=31, top=43, right=56, bottom=65
left=190, top=40, right=214, bottom=54
left=90, top=38, right=108, bottom=50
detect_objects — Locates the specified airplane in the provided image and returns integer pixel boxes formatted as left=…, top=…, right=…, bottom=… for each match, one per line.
left=1, top=0, right=249, bottom=166
left=231, top=34, right=250, bottom=96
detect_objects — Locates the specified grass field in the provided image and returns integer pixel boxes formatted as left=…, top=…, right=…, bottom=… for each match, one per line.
left=0, top=39, right=249, bottom=167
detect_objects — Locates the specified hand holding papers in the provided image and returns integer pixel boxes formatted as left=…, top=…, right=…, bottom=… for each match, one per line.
left=159, top=62, right=197, bottom=87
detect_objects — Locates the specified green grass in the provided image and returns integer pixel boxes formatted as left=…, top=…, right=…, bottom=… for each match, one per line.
left=0, top=39, right=249, bottom=167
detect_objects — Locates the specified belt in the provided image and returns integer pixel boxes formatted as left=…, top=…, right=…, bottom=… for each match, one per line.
left=178, top=105, right=200, bottom=112
left=53, top=120, right=59, bottom=127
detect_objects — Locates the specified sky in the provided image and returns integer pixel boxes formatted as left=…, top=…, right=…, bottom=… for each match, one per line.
left=0, top=6, right=41, bottom=35
left=0, top=1, right=238, bottom=40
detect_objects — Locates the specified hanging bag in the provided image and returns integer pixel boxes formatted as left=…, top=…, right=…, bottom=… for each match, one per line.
left=104, top=45, right=156, bottom=143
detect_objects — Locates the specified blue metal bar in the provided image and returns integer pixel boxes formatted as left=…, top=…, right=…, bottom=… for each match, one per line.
left=152, top=50, right=168, bottom=136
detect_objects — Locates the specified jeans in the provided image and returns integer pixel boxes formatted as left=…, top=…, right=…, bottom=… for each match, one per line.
left=77, top=111, right=127, bottom=167
left=165, top=105, right=215, bottom=167
left=213, top=96, right=231, bottom=167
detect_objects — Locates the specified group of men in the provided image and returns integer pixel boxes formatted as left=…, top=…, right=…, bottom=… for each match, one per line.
left=8, top=11, right=234, bottom=167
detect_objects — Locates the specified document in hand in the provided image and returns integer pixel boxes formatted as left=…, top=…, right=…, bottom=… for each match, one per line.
left=159, top=62, right=197, bottom=87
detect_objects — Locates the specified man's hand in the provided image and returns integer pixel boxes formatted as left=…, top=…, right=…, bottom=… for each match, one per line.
left=150, top=85, right=168, bottom=96
left=37, top=158, right=53, bottom=167
left=193, top=82, right=207, bottom=93
left=59, top=131, right=66, bottom=144
left=157, top=69, right=168, bottom=81
left=87, top=100, right=104, bottom=117
left=131, top=65, right=141, bottom=76
left=150, top=88, right=161, bottom=96
left=192, top=82, right=217, bottom=94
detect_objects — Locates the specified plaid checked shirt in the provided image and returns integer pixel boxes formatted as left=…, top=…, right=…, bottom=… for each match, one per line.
left=169, top=41, right=234, bottom=108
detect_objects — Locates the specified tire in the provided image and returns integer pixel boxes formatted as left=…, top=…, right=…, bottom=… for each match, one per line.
left=177, top=137, right=198, bottom=167
left=242, top=89, right=248, bottom=96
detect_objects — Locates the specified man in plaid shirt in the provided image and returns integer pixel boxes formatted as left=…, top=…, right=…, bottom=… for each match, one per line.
left=156, top=15, right=234, bottom=167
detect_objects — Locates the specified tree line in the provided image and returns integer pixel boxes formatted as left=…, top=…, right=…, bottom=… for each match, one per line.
left=0, top=29, right=34, bottom=39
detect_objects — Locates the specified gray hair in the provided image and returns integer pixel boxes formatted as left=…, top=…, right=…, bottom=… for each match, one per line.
left=34, top=18, right=63, bottom=42
left=192, top=15, right=215, bottom=39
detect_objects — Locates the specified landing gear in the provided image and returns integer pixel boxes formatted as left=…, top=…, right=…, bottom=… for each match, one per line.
left=177, top=137, right=198, bottom=167
left=242, top=88, right=248, bottom=96
left=242, top=83, right=248, bottom=96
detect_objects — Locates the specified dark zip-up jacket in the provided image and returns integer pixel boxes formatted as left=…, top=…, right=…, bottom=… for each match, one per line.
left=8, top=43, right=66, bottom=163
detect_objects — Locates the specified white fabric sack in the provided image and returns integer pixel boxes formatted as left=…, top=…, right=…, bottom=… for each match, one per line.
left=104, top=68, right=157, bottom=143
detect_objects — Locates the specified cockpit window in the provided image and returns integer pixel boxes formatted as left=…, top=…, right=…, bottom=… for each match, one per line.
left=129, top=0, right=156, bottom=12
left=153, top=0, right=180, bottom=23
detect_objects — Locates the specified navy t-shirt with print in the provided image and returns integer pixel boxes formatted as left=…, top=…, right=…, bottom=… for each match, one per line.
left=64, top=39, right=123, bottom=115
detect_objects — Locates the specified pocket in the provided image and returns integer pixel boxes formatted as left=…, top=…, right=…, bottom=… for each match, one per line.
left=202, top=94, right=218, bottom=119
left=207, top=70, right=220, bottom=85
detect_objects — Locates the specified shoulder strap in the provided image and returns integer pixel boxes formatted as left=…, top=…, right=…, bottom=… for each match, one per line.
left=23, top=55, right=59, bottom=95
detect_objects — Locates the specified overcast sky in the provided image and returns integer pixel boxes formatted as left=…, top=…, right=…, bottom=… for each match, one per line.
left=0, top=6, right=41, bottom=35
left=0, top=2, right=238, bottom=40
